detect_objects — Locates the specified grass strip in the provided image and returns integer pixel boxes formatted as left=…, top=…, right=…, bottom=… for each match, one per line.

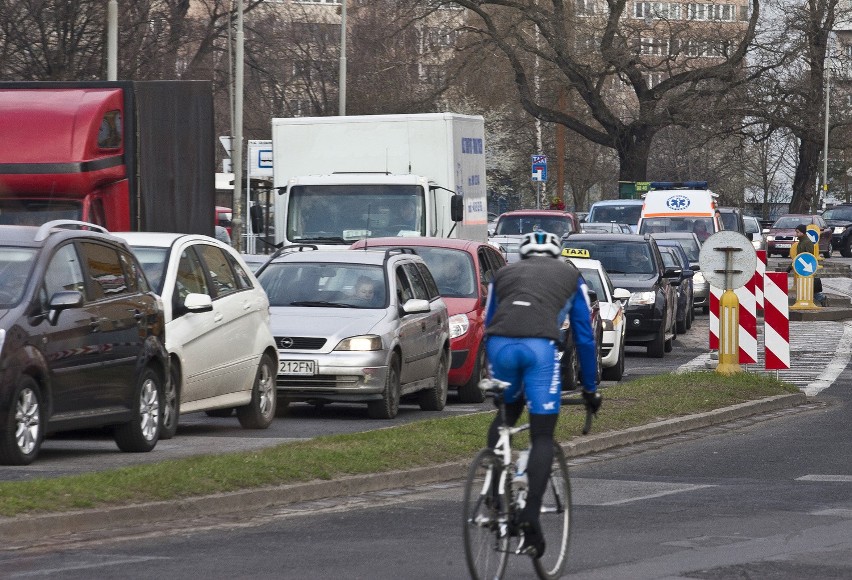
left=0, top=372, right=798, bottom=517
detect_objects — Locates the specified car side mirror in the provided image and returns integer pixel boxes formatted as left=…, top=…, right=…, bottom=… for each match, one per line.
left=184, top=292, right=213, bottom=313
left=402, top=298, right=431, bottom=314
left=762, top=228, right=769, bottom=234
left=47, top=290, right=84, bottom=325
left=612, top=288, right=631, bottom=302
left=664, top=266, right=682, bottom=281
left=587, top=289, right=598, bottom=303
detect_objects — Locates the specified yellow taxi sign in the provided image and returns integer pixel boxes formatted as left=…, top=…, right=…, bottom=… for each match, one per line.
left=561, top=247, right=590, bottom=258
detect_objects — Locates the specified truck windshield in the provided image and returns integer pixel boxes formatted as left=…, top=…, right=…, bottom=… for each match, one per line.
left=0, top=200, right=81, bottom=226
left=287, top=185, right=425, bottom=244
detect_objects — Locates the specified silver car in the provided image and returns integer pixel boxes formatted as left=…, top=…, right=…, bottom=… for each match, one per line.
left=255, top=247, right=450, bottom=419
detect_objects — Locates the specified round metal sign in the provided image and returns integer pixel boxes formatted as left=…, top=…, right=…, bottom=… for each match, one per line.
left=698, top=230, right=757, bottom=290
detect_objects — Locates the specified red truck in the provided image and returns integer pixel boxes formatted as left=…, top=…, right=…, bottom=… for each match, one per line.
left=0, top=81, right=215, bottom=235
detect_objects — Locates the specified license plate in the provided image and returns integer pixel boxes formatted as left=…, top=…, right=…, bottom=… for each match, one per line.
left=775, top=243, right=791, bottom=249
left=279, top=360, right=316, bottom=375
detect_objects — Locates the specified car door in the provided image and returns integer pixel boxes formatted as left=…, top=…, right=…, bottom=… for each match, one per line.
left=166, top=243, right=222, bottom=404
left=406, top=261, right=445, bottom=379
left=195, top=243, right=258, bottom=396
left=394, top=264, right=423, bottom=384
left=77, top=240, right=144, bottom=411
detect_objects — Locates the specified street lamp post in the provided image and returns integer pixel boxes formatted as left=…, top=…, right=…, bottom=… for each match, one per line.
left=822, top=61, right=832, bottom=210
left=233, top=0, right=245, bottom=252
left=339, top=1, right=347, bottom=116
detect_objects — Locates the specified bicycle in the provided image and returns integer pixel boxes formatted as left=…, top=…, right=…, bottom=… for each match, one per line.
left=462, top=378, right=597, bottom=580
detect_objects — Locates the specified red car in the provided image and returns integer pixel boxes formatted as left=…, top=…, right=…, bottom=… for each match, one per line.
left=350, top=237, right=507, bottom=402
left=765, top=214, right=832, bottom=258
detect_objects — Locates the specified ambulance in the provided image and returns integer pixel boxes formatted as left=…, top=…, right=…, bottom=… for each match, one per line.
left=636, top=181, right=722, bottom=243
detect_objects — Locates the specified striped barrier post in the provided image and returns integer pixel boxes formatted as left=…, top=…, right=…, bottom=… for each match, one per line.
left=735, top=282, right=757, bottom=364
left=709, top=285, right=722, bottom=350
left=753, top=250, right=766, bottom=311
left=764, top=271, right=790, bottom=370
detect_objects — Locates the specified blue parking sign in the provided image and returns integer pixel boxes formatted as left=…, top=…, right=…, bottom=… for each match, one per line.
left=531, top=155, right=547, bottom=182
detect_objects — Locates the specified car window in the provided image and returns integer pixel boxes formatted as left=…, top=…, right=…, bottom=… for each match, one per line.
left=227, top=252, right=254, bottom=290
left=588, top=203, right=643, bottom=225
left=562, top=240, right=657, bottom=275
left=128, top=246, right=169, bottom=294
left=402, top=262, right=429, bottom=300
left=415, top=262, right=440, bottom=300
left=822, top=207, right=852, bottom=221
left=173, top=247, right=210, bottom=312
left=744, top=218, right=760, bottom=235
left=80, top=241, right=129, bottom=299
left=0, top=247, right=37, bottom=307
left=495, top=216, right=574, bottom=237
left=257, top=262, right=386, bottom=308
left=772, top=216, right=801, bottom=228
left=196, top=244, right=238, bottom=298
left=42, top=244, right=86, bottom=303
left=578, top=267, right=605, bottom=301
left=396, top=266, right=414, bottom=304
left=660, top=249, right=678, bottom=269
left=118, top=251, right=140, bottom=293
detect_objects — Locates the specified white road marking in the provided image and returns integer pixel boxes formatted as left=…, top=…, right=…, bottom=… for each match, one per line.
left=796, top=474, right=852, bottom=482
left=10, top=556, right=170, bottom=577
left=803, top=321, right=852, bottom=396
left=810, top=508, right=852, bottom=517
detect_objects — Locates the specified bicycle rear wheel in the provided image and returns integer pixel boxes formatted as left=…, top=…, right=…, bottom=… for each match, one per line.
left=463, top=448, right=510, bottom=580
left=532, top=444, right=572, bottom=579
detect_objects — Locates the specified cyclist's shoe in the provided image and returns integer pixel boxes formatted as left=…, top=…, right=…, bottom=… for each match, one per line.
left=516, top=518, right=546, bottom=559
left=582, top=389, right=602, bottom=415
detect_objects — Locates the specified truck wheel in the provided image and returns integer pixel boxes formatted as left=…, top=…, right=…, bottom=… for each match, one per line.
left=368, top=353, right=400, bottom=419
left=0, top=376, right=43, bottom=466
left=115, top=366, right=161, bottom=453
left=237, top=353, right=276, bottom=429
left=457, top=347, right=486, bottom=403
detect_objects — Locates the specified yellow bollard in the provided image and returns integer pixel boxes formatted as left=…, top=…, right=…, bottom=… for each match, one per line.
left=789, top=240, right=819, bottom=310
left=716, top=288, right=741, bottom=374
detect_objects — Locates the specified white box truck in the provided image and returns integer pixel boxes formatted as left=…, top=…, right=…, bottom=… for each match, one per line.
left=271, top=113, right=488, bottom=248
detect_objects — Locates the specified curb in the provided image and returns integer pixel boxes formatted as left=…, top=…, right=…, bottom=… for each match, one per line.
left=0, top=392, right=807, bottom=545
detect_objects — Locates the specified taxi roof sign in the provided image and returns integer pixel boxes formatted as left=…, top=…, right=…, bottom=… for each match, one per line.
left=562, top=247, right=590, bottom=258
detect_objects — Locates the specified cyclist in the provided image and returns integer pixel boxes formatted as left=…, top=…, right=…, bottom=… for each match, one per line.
left=483, top=230, right=601, bottom=558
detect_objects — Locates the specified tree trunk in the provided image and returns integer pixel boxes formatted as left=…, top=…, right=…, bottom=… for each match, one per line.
left=789, top=139, right=821, bottom=213
left=616, top=128, right=654, bottom=182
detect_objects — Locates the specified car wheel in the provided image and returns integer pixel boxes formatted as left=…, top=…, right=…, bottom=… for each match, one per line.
left=676, top=311, right=687, bottom=335
left=595, top=330, right=603, bottom=385
left=420, top=349, right=449, bottom=411
left=0, top=375, right=43, bottom=466
left=237, top=353, right=277, bottom=429
left=457, top=346, right=487, bottom=403
left=368, top=353, right=401, bottom=419
left=647, top=327, right=665, bottom=358
left=824, top=242, right=833, bottom=259
left=686, top=302, right=694, bottom=330
left=841, top=239, right=852, bottom=258
left=560, top=343, right=580, bottom=391
left=159, top=365, right=180, bottom=440
left=115, top=365, right=161, bottom=453
left=205, top=408, right=235, bottom=418
left=602, top=335, right=625, bottom=381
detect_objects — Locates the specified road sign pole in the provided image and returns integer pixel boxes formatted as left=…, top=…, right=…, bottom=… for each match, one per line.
left=716, top=247, right=743, bottom=375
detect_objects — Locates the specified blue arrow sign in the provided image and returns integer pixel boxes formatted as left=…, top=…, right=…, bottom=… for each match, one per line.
left=793, top=252, right=818, bottom=277
left=806, top=229, right=819, bottom=244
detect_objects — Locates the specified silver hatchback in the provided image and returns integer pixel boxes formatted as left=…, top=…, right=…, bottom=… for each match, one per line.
left=255, top=247, right=450, bottom=419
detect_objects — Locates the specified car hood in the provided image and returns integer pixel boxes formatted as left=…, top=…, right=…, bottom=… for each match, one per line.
left=0, top=309, right=10, bottom=325
left=441, top=296, right=480, bottom=317
left=824, top=219, right=852, bottom=228
left=608, top=273, right=659, bottom=292
left=268, top=307, right=389, bottom=338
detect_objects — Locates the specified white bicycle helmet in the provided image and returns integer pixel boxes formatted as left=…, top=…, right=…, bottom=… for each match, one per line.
left=518, top=231, right=561, bottom=258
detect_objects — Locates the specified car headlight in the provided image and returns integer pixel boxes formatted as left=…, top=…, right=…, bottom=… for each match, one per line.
left=694, top=271, right=706, bottom=284
left=449, top=313, right=470, bottom=339
left=334, top=335, right=383, bottom=351
left=766, top=235, right=775, bottom=242
left=628, top=291, right=656, bottom=305
left=602, top=319, right=614, bottom=331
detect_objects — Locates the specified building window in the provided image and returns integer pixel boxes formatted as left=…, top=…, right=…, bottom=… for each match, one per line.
left=634, top=2, right=682, bottom=20
left=687, top=3, right=736, bottom=21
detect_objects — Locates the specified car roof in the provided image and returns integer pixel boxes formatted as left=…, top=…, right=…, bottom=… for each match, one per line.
left=0, top=222, right=126, bottom=248
left=590, top=199, right=643, bottom=206
left=349, top=236, right=485, bottom=252
left=563, top=232, right=651, bottom=243
left=567, top=257, right=604, bottom=271
left=497, top=209, right=576, bottom=217
left=266, top=247, right=414, bottom=266
left=112, top=232, right=217, bottom=248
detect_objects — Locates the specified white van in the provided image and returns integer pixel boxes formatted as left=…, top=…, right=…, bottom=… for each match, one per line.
left=637, top=182, right=721, bottom=243
left=586, top=199, right=644, bottom=233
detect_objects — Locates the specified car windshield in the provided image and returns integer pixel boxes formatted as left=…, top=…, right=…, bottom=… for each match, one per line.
left=562, top=240, right=656, bottom=275
left=0, top=247, right=38, bottom=307
left=258, top=262, right=387, bottom=308
left=822, top=207, right=852, bottom=221
left=372, top=246, right=477, bottom=298
left=773, top=216, right=807, bottom=229
left=0, top=200, right=82, bottom=226
left=495, top=216, right=574, bottom=237
left=719, top=211, right=738, bottom=231
left=588, top=204, right=643, bottom=225
left=578, top=267, right=606, bottom=301
left=127, top=246, right=170, bottom=294
left=641, top=216, right=713, bottom=236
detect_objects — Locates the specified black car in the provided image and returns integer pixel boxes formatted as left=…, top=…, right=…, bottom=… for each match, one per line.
left=0, top=221, right=168, bottom=465
left=650, top=232, right=708, bottom=313
left=561, top=233, right=679, bottom=357
left=821, top=204, right=852, bottom=257
left=717, top=207, right=745, bottom=235
left=658, top=244, right=694, bottom=334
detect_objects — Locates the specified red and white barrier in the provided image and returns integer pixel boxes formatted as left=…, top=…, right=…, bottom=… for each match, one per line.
left=709, top=285, right=722, bottom=350
left=735, top=283, right=757, bottom=364
left=763, top=271, right=790, bottom=370
left=753, top=250, right=766, bottom=311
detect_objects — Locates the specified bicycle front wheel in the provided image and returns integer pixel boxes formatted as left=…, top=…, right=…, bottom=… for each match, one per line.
left=532, top=444, right=572, bottom=580
left=463, top=448, right=510, bottom=580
